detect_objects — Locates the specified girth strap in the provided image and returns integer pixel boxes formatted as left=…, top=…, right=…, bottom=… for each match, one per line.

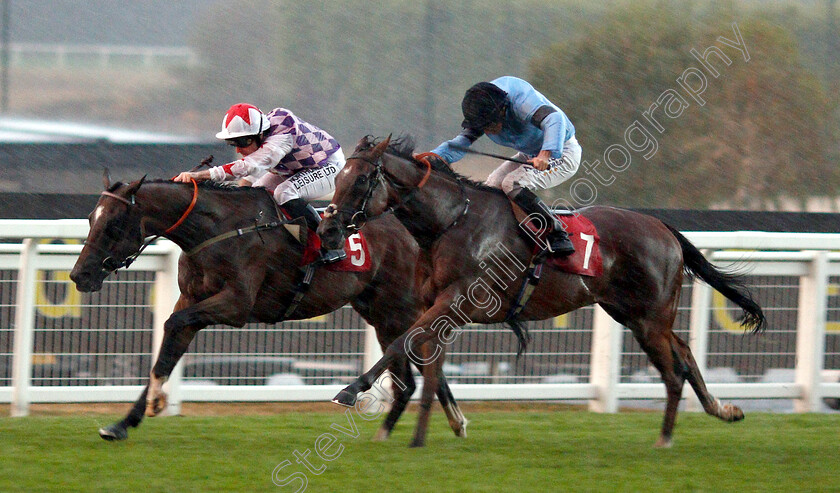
left=505, top=256, right=545, bottom=322
left=282, top=263, right=317, bottom=320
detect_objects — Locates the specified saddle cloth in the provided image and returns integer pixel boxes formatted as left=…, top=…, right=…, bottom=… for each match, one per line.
left=301, top=229, right=372, bottom=272
left=278, top=207, right=372, bottom=272
left=547, top=213, right=603, bottom=277
left=520, top=211, right=603, bottom=277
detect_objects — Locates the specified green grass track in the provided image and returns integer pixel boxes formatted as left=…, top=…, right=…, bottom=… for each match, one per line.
left=1, top=409, right=838, bottom=492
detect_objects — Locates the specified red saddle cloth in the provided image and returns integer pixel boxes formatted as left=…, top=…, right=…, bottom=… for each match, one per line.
left=278, top=208, right=372, bottom=272
left=537, top=214, right=604, bottom=277
left=301, top=229, right=372, bottom=272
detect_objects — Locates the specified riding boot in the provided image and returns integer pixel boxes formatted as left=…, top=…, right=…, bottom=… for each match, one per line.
left=283, top=199, right=347, bottom=264
left=510, top=188, right=575, bottom=257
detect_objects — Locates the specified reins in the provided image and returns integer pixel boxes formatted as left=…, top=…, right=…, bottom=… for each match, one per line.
left=165, top=178, right=198, bottom=234
left=448, top=144, right=532, bottom=165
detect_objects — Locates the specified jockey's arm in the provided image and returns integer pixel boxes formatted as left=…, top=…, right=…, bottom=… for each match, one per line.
left=430, top=128, right=483, bottom=164
left=207, top=134, right=294, bottom=182
left=527, top=111, right=567, bottom=171
left=538, top=111, right=567, bottom=157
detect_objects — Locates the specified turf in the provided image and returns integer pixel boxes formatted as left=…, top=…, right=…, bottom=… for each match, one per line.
left=1, top=409, right=838, bottom=492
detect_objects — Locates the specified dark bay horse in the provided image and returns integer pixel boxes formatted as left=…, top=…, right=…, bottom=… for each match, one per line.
left=318, top=136, right=766, bottom=448
left=69, top=175, right=467, bottom=445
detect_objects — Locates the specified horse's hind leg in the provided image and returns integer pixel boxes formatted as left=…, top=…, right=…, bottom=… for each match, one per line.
left=627, top=318, right=743, bottom=448
left=671, top=335, right=744, bottom=423
left=373, top=357, right=416, bottom=441
left=636, top=329, right=688, bottom=448
left=436, top=372, right=468, bottom=438
left=409, top=344, right=444, bottom=447
left=607, top=301, right=688, bottom=448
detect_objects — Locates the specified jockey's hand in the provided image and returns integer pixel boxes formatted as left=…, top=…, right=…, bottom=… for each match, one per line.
left=414, top=152, right=446, bottom=165
left=173, top=172, right=196, bottom=183
left=173, top=171, right=209, bottom=183
left=529, top=150, right=552, bottom=171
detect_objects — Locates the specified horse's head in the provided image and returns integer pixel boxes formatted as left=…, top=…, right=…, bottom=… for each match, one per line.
left=318, top=135, right=395, bottom=250
left=70, top=176, right=147, bottom=292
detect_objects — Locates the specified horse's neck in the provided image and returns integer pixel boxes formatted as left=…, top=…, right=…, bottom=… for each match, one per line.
left=137, top=184, right=259, bottom=247
left=394, top=172, right=514, bottom=249
left=136, top=184, right=196, bottom=238
left=390, top=172, right=458, bottom=236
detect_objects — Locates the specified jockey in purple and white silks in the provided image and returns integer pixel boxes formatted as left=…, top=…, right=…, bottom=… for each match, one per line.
left=174, top=103, right=347, bottom=263
left=431, top=76, right=581, bottom=257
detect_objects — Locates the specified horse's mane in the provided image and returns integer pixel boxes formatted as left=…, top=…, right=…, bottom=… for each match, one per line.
left=359, top=136, right=505, bottom=196
left=140, top=178, right=266, bottom=194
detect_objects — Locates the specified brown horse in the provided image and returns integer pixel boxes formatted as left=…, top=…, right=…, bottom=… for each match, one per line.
left=69, top=175, right=467, bottom=445
left=318, top=136, right=766, bottom=448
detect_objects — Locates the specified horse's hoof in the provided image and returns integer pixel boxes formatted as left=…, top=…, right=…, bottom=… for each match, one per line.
left=456, top=421, right=468, bottom=438
left=372, top=428, right=390, bottom=442
left=332, top=389, right=357, bottom=407
left=408, top=439, right=426, bottom=448
left=99, top=423, right=128, bottom=441
left=653, top=436, right=672, bottom=449
left=720, top=403, right=744, bottom=422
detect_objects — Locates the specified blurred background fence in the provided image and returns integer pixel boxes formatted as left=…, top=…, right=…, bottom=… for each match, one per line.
left=2, top=219, right=839, bottom=417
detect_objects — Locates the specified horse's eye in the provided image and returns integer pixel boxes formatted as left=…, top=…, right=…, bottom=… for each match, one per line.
left=356, top=175, right=368, bottom=185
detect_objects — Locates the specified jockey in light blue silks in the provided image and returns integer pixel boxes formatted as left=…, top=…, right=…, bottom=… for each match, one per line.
left=431, top=76, right=581, bottom=256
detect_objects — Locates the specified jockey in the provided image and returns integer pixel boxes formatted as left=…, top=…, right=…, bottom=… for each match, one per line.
left=174, top=103, right=347, bottom=263
left=430, top=76, right=581, bottom=257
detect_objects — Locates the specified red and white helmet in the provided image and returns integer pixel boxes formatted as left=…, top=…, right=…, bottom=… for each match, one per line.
left=215, top=103, right=270, bottom=140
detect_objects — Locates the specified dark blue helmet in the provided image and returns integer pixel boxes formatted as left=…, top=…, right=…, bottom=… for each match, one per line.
left=461, top=82, right=508, bottom=130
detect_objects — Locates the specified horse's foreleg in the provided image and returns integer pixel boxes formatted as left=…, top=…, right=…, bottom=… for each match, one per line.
left=146, top=291, right=250, bottom=417
left=98, top=385, right=149, bottom=441
left=334, top=294, right=459, bottom=407
left=373, top=357, right=415, bottom=441
left=146, top=323, right=201, bottom=417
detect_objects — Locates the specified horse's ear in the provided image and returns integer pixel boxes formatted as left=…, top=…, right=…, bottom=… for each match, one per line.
left=102, top=167, right=111, bottom=189
left=125, top=175, right=146, bottom=197
left=371, top=134, right=391, bottom=157
left=355, top=135, right=372, bottom=152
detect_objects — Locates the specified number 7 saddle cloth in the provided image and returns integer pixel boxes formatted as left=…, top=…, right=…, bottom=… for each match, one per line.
left=514, top=207, right=604, bottom=277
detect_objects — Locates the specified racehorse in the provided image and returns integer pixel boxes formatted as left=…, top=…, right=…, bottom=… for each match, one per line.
left=69, top=174, right=467, bottom=446
left=318, top=136, right=766, bottom=448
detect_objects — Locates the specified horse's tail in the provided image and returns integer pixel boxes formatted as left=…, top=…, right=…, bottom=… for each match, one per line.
left=664, top=223, right=766, bottom=334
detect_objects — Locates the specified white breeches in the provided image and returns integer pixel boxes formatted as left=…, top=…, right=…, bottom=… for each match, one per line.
left=485, top=136, right=581, bottom=195
left=254, top=149, right=346, bottom=204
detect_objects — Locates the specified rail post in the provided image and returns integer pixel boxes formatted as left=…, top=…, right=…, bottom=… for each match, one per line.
left=11, top=239, right=38, bottom=416
left=152, top=241, right=183, bottom=415
left=794, top=251, right=827, bottom=412
left=588, top=306, right=622, bottom=413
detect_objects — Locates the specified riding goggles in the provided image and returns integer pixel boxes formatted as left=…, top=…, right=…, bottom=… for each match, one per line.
left=226, top=136, right=254, bottom=148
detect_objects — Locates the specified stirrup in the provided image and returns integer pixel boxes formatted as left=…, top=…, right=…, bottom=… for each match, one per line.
left=319, top=248, right=347, bottom=265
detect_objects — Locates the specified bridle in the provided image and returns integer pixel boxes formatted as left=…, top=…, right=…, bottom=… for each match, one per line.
left=88, top=179, right=198, bottom=273
left=337, top=151, right=470, bottom=237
